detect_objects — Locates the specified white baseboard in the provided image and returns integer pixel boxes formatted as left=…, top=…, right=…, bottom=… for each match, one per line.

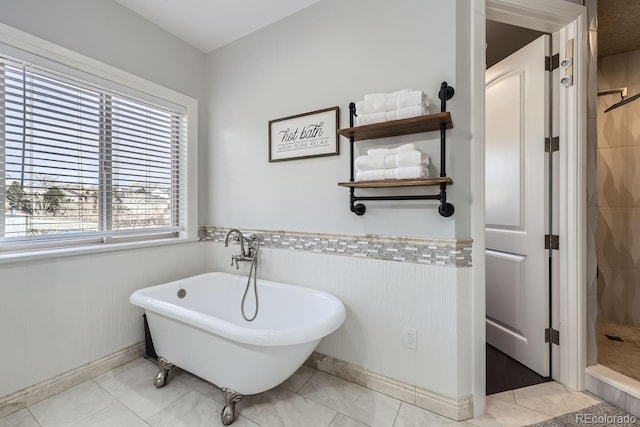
left=0, top=342, right=144, bottom=419
left=305, top=352, right=473, bottom=421
left=1, top=345, right=473, bottom=422
left=416, top=385, right=474, bottom=421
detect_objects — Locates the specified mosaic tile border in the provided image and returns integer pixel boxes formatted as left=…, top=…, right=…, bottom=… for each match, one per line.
left=199, top=226, right=472, bottom=267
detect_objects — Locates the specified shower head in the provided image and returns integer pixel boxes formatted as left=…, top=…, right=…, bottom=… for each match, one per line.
left=604, top=92, right=640, bottom=113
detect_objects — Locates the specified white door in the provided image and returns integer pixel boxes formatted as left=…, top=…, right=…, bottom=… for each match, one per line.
left=485, top=35, right=550, bottom=376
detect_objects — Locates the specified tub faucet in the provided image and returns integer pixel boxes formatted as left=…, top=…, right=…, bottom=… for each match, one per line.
left=224, top=229, right=256, bottom=269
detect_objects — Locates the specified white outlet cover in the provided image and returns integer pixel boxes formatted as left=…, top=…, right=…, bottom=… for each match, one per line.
left=403, top=327, right=417, bottom=349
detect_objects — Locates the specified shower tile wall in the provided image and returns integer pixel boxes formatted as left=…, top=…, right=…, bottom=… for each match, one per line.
left=587, top=0, right=598, bottom=367
left=596, top=49, right=640, bottom=326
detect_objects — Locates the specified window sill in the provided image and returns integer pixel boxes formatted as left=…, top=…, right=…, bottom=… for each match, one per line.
left=0, top=235, right=199, bottom=265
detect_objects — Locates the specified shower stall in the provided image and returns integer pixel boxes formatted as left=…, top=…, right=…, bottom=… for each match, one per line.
left=593, top=49, right=640, bottom=384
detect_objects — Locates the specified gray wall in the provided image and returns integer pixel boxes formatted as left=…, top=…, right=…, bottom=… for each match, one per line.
left=0, top=0, right=208, bottom=399
left=204, top=0, right=472, bottom=239
left=201, top=0, right=476, bottom=404
left=0, top=0, right=477, bottom=406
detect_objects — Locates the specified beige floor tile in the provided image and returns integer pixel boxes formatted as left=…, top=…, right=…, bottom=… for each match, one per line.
left=330, top=413, right=369, bottom=427
left=513, top=382, right=601, bottom=417
left=29, top=380, right=115, bottom=427
left=299, top=372, right=400, bottom=427
left=72, top=402, right=148, bottom=427
left=486, top=391, right=515, bottom=405
left=0, top=409, right=40, bottom=427
left=237, top=386, right=336, bottom=427
left=148, top=390, right=257, bottom=427
left=393, top=402, right=463, bottom=426
left=173, top=369, right=224, bottom=404
left=94, top=358, right=192, bottom=420
left=465, top=397, right=551, bottom=427
left=281, top=365, right=317, bottom=393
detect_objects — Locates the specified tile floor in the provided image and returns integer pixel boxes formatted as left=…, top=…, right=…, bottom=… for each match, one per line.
left=597, top=322, right=640, bottom=382
left=0, top=357, right=602, bottom=427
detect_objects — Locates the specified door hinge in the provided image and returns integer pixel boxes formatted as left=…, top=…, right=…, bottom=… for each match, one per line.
left=545, top=137, right=559, bottom=152
left=545, top=54, right=560, bottom=71
left=545, top=234, right=559, bottom=250
left=545, top=328, right=560, bottom=345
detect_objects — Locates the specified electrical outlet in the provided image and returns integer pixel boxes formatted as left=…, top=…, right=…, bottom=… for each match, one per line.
left=403, top=327, right=417, bottom=349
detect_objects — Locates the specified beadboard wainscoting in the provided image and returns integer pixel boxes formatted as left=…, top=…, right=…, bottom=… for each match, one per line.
left=0, top=343, right=144, bottom=419
left=0, top=242, right=206, bottom=415
left=201, top=227, right=474, bottom=420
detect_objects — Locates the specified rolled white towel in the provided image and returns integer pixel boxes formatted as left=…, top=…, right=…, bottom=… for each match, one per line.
left=367, top=143, right=415, bottom=156
left=364, top=89, right=411, bottom=101
left=355, top=165, right=429, bottom=181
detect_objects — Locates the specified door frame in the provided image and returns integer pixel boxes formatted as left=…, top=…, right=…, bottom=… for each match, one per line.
left=470, top=0, right=587, bottom=417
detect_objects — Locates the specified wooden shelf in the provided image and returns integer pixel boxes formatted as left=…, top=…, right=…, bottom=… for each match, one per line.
left=337, top=177, right=453, bottom=188
left=337, top=112, right=452, bottom=141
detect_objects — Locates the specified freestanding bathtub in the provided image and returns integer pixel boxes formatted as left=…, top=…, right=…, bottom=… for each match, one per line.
left=129, top=272, right=345, bottom=424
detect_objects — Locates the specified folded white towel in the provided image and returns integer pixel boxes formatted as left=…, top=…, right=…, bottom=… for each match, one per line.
left=355, top=104, right=428, bottom=126
left=397, top=91, right=429, bottom=109
left=394, top=165, right=429, bottom=179
left=355, top=111, right=386, bottom=126
left=354, top=154, right=385, bottom=170
left=367, top=143, right=415, bottom=156
left=387, top=150, right=429, bottom=168
left=355, top=165, right=429, bottom=181
left=356, top=99, right=387, bottom=115
left=354, top=150, right=429, bottom=170
left=386, top=104, right=428, bottom=121
left=364, top=89, right=411, bottom=101
left=357, top=91, right=429, bottom=114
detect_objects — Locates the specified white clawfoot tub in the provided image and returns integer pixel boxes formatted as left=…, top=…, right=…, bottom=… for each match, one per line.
left=129, top=272, right=345, bottom=424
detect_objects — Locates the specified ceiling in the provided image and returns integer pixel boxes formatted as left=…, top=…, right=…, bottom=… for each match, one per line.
left=598, top=0, right=640, bottom=57
left=114, top=0, right=640, bottom=58
left=114, top=0, right=322, bottom=53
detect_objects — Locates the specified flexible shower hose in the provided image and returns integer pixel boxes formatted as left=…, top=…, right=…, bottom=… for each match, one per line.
left=241, top=239, right=260, bottom=321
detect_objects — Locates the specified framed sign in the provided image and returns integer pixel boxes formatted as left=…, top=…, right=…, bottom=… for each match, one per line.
left=269, top=106, right=339, bottom=162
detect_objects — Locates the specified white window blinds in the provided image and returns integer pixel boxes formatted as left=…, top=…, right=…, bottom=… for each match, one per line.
left=1, top=55, right=187, bottom=250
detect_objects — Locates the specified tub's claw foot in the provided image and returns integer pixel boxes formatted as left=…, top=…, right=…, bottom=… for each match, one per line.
left=220, top=388, right=243, bottom=425
left=153, top=357, right=174, bottom=388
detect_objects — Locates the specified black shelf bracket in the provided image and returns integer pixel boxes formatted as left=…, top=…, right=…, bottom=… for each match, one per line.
left=437, top=81, right=455, bottom=217
left=346, top=81, right=454, bottom=217
left=347, top=102, right=366, bottom=215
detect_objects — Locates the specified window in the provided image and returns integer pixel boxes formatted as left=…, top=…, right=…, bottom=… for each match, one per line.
left=0, top=50, right=194, bottom=253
